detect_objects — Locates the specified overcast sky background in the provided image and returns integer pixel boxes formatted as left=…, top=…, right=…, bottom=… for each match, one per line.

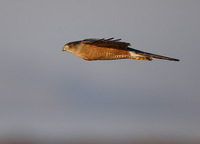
left=0, top=0, right=200, bottom=141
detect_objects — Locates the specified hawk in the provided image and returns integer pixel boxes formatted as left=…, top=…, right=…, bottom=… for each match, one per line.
left=62, top=38, right=179, bottom=61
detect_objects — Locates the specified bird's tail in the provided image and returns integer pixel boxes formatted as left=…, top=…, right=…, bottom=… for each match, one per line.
left=128, top=48, right=179, bottom=61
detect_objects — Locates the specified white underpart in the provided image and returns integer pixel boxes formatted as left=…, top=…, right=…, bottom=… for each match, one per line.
left=128, top=51, right=142, bottom=58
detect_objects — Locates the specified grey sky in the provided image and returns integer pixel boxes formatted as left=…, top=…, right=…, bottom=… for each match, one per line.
left=0, top=0, right=200, bottom=140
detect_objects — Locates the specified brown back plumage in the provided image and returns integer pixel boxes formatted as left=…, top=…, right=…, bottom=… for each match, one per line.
left=81, top=38, right=130, bottom=50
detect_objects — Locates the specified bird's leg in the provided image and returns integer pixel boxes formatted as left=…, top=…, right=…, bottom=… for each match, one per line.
left=135, top=57, right=152, bottom=61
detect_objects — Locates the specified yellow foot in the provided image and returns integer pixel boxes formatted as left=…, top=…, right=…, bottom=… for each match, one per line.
left=135, top=57, right=152, bottom=61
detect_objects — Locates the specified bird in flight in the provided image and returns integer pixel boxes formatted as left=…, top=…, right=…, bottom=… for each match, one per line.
left=62, top=38, right=179, bottom=61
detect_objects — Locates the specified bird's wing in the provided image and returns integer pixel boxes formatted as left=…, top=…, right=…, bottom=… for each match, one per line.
left=81, top=38, right=130, bottom=50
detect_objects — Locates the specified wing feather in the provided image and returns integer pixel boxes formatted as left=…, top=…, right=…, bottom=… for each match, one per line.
left=81, top=38, right=130, bottom=50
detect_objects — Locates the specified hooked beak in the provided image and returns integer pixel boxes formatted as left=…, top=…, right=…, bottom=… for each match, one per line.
left=62, top=47, right=65, bottom=51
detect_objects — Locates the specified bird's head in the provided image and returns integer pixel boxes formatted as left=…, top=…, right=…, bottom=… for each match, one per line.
left=62, top=41, right=81, bottom=52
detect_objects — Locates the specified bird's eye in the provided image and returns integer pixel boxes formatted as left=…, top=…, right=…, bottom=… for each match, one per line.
left=69, top=45, right=72, bottom=48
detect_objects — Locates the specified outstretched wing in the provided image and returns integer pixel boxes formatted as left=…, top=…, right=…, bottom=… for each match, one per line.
left=81, top=37, right=130, bottom=50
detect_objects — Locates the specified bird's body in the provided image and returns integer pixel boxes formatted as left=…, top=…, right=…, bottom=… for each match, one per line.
left=75, top=42, right=132, bottom=60
left=62, top=38, right=179, bottom=61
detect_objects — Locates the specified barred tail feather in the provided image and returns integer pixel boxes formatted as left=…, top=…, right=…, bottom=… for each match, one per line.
left=140, top=52, right=179, bottom=61
left=127, top=48, right=179, bottom=61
